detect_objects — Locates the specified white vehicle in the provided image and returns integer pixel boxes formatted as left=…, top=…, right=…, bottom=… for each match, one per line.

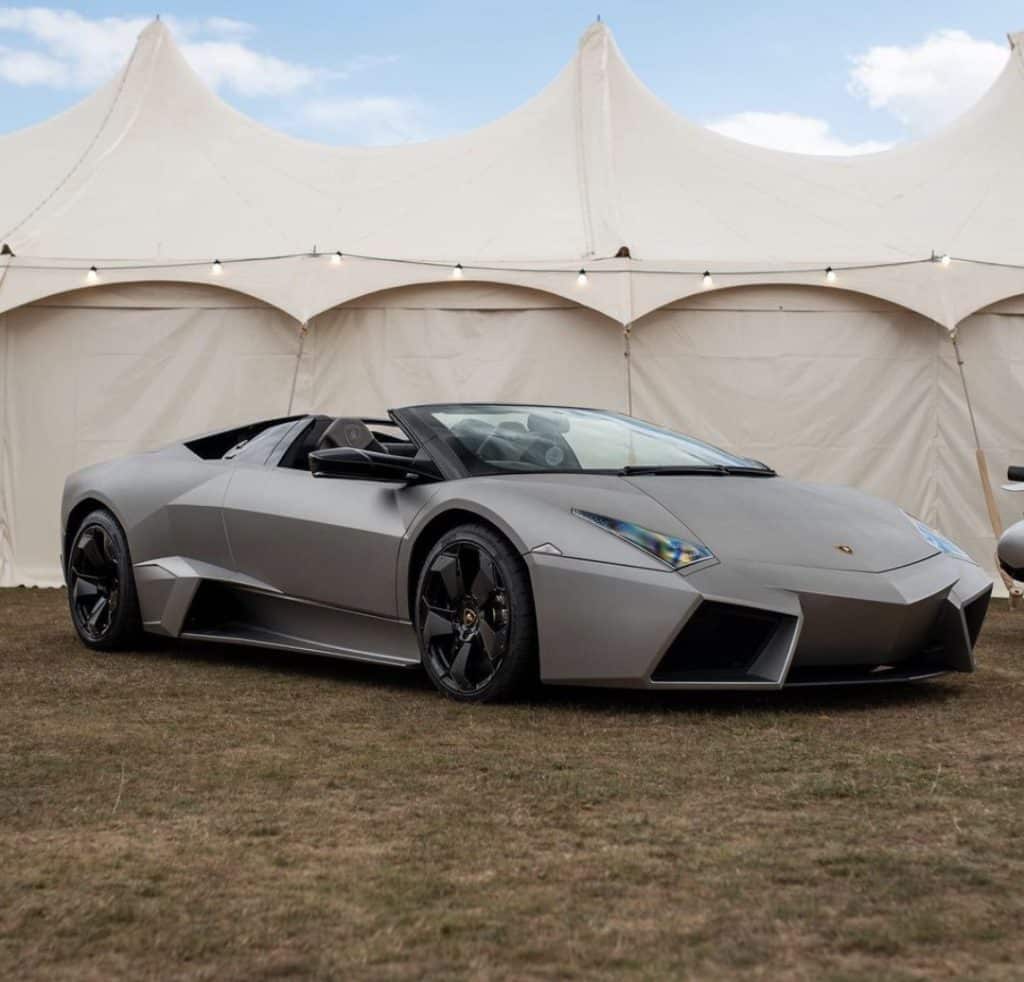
left=999, top=466, right=1024, bottom=583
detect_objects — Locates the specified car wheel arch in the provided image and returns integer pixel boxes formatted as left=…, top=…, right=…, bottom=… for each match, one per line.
left=403, top=507, right=532, bottom=623
left=64, top=497, right=116, bottom=570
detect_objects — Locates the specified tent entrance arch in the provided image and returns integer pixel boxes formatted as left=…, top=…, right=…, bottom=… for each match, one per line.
left=0, top=282, right=303, bottom=586
left=301, top=282, right=628, bottom=417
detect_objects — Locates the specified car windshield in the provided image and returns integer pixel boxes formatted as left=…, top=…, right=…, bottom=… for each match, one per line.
left=411, top=405, right=773, bottom=476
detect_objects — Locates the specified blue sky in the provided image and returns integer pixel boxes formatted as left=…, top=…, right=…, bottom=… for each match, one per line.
left=0, top=2, right=1021, bottom=152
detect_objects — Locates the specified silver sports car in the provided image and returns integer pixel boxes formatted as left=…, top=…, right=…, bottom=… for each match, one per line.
left=61, top=404, right=992, bottom=702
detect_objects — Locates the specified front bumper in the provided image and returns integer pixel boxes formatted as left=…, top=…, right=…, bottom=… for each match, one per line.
left=527, top=550, right=992, bottom=689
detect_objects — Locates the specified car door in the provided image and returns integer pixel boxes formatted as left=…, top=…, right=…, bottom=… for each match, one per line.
left=221, top=464, right=413, bottom=618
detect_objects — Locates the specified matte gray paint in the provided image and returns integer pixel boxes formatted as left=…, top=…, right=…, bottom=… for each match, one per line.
left=61, top=414, right=993, bottom=691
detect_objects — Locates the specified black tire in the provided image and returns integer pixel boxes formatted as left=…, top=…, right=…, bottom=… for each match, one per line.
left=66, top=509, right=143, bottom=651
left=414, top=523, right=537, bottom=703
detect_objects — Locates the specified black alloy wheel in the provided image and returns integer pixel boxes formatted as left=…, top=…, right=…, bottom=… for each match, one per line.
left=66, top=510, right=142, bottom=650
left=416, top=524, right=537, bottom=702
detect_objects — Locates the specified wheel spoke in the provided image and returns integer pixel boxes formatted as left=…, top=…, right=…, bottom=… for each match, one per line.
left=86, top=595, right=109, bottom=632
left=478, top=617, right=498, bottom=658
left=422, top=609, right=454, bottom=646
left=435, top=554, right=460, bottom=606
left=457, top=546, right=480, bottom=600
left=78, top=530, right=109, bottom=574
left=72, top=578, right=100, bottom=607
left=97, top=528, right=119, bottom=567
left=470, top=557, right=497, bottom=603
left=449, top=640, right=473, bottom=688
left=70, top=566, right=103, bottom=586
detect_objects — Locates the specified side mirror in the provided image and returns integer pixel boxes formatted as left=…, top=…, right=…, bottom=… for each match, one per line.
left=310, top=447, right=441, bottom=484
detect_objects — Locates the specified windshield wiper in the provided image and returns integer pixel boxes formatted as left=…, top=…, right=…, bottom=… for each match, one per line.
left=619, top=465, right=730, bottom=476
left=619, top=464, right=776, bottom=477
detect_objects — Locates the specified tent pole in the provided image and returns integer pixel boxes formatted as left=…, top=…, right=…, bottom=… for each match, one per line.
left=624, top=323, right=633, bottom=415
left=624, top=265, right=636, bottom=416
left=950, top=330, right=1020, bottom=603
left=287, top=321, right=308, bottom=415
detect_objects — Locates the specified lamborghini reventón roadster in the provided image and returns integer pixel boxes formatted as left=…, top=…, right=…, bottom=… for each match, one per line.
left=62, top=404, right=992, bottom=702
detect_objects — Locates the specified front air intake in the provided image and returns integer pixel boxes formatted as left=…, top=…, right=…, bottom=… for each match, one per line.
left=962, top=589, right=991, bottom=648
left=653, top=602, right=784, bottom=682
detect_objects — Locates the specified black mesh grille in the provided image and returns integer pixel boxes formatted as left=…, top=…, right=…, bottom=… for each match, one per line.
left=653, top=602, right=782, bottom=682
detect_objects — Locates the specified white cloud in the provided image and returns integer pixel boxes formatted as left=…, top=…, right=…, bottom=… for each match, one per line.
left=0, top=8, right=148, bottom=87
left=704, top=29, right=1009, bottom=154
left=848, top=29, right=1008, bottom=133
left=201, top=17, right=254, bottom=39
left=302, top=97, right=426, bottom=145
left=0, top=43, right=66, bottom=85
left=183, top=41, right=319, bottom=96
left=0, top=7, right=397, bottom=98
left=707, top=111, right=891, bottom=156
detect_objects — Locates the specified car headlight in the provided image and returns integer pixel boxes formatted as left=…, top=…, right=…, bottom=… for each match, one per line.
left=572, top=509, right=714, bottom=570
left=904, top=512, right=974, bottom=564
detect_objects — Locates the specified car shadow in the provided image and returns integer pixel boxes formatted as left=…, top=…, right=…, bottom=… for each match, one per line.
left=138, top=635, right=965, bottom=716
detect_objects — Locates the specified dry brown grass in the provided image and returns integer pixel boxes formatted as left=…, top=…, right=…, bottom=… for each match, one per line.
left=1, top=588, right=1023, bottom=981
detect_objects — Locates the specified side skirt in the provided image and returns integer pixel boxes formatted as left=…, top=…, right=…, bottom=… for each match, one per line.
left=135, top=557, right=420, bottom=668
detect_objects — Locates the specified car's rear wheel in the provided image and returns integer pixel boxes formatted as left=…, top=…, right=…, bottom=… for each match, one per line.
left=415, top=523, right=537, bottom=702
left=66, top=509, right=142, bottom=651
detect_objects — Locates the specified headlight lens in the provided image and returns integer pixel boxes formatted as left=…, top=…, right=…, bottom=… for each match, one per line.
left=904, top=513, right=974, bottom=564
left=572, top=509, right=714, bottom=569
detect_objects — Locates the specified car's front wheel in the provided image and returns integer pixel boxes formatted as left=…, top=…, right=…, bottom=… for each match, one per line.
left=66, top=509, right=142, bottom=651
left=415, top=523, right=537, bottom=702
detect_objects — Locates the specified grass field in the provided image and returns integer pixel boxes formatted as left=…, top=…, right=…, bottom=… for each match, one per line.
left=1, top=588, right=1022, bottom=981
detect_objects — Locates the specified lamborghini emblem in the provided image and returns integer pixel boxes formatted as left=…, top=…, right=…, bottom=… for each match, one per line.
left=836, top=544, right=854, bottom=555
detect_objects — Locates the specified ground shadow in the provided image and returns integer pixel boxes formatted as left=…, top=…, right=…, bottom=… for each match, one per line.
left=139, top=634, right=964, bottom=718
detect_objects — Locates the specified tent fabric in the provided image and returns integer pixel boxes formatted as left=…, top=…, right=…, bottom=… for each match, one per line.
left=2, top=21, right=1024, bottom=592
left=0, top=283, right=302, bottom=585
left=631, top=286, right=944, bottom=540
left=3, top=22, right=1024, bottom=324
left=306, top=283, right=626, bottom=416
left=3, top=279, right=1016, bottom=590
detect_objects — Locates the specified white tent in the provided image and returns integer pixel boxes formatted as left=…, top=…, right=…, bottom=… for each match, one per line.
left=1, top=20, right=1023, bottom=587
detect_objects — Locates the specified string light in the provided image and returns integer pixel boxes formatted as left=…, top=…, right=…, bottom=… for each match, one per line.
left=86, top=265, right=99, bottom=285
left=330, top=251, right=343, bottom=265
left=577, top=268, right=588, bottom=287
left=825, top=266, right=837, bottom=284
left=11, top=252, right=1012, bottom=281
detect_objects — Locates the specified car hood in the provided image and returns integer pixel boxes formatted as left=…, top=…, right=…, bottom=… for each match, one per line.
left=626, top=475, right=938, bottom=573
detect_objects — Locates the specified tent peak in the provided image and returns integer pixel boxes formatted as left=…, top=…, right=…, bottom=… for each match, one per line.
left=138, top=17, right=172, bottom=43
left=1009, top=30, right=1024, bottom=51
left=578, top=19, right=613, bottom=49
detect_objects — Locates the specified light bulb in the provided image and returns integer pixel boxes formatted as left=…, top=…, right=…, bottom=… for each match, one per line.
left=331, top=251, right=343, bottom=265
left=940, top=254, right=951, bottom=267
left=452, top=263, right=464, bottom=280
left=211, top=259, right=223, bottom=276
left=702, top=271, right=713, bottom=290
left=826, top=266, right=837, bottom=284
left=577, top=268, right=588, bottom=287
left=86, top=265, right=99, bottom=285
